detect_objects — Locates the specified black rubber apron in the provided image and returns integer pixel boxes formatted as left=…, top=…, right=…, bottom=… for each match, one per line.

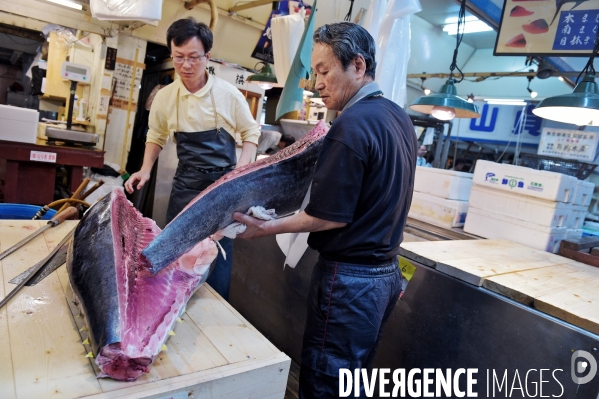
left=165, top=88, right=237, bottom=224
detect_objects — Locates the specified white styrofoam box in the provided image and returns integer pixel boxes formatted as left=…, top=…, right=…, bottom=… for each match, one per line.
left=572, top=180, right=595, bottom=206
left=90, top=0, right=162, bottom=24
left=464, top=207, right=567, bottom=253
left=570, top=204, right=589, bottom=229
left=0, top=104, right=39, bottom=144
left=414, top=166, right=473, bottom=201
left=472, top=160, right=577, bottom=203
left=565, top=229, right=583, bottom=241
left=408, top=191, right=468, bottom=228
left=468, top=185, right=571, bottom=228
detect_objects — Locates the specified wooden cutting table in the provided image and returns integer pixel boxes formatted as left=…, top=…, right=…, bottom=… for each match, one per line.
left=0, top=220, right=289, bottom=399
left=400, top=238, right=599, bottom=335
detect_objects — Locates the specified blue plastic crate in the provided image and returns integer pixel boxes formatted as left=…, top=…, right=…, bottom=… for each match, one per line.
left=0, top=204, right=57, bottom=220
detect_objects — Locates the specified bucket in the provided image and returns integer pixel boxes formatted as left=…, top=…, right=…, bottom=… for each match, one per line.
left=0, top=204, right=57, bottom=220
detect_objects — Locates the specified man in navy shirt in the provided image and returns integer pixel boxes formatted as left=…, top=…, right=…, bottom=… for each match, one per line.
left=234, top=22, right=417, bottom=398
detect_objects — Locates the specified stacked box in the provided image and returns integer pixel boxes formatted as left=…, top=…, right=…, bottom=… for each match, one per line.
left=409, top=167, right=472, bottom=228
left=466, top=161, right=579, bottom=253
left=572, top=180, right=594, bottom=207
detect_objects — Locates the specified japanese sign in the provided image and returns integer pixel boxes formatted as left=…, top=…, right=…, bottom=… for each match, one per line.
left=538, top=128, right=599, bottom=161
left=30, top=151, right=57, bottom=163
left=453, top=102, right=545, bottom=146
left=495, top=0, right=598, bottom=56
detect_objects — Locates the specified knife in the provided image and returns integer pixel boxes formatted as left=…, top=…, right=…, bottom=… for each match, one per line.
left=0, top=206, right=77, bottom=261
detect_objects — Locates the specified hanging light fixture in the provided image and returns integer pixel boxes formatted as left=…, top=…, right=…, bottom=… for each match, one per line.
left=409, top=0, right=480, bottom=120
left=420, top=77, right=431, bottom=95
left=527, top=75, right=538, bottom=98
left=532, top=30, right=599, bottom=126
left=246, top=62, right=278, bottom=90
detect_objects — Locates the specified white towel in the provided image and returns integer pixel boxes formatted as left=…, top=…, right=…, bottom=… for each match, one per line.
left=218, top=206, right=277, bottom=239
left=275, top=184, right=311, bottom=269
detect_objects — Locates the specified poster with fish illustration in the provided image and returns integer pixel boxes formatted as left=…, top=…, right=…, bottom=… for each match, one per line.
left=494, top=0, right=598, bottom=56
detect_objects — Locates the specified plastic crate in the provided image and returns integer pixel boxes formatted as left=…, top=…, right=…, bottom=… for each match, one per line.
left=0, top=204, right=57, bottom=220
left=517, top=153, right=598, bottom=180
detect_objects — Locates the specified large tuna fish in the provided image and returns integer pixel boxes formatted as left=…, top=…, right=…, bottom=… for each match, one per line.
left=67, top=189, right=218, bottom=381
left=142, top=120, right=329, bottom=274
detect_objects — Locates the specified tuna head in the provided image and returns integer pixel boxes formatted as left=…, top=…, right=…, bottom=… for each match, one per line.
left=142, top=120, right=330, bottom=275
left=67, top=189, right=218, bottom=381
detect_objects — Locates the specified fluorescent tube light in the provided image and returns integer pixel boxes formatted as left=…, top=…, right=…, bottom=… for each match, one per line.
left=485, top=99, right=528, bottom=106
left=46, top=0, right=83, bottom=10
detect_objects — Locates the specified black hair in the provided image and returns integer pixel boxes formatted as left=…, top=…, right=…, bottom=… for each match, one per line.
left=166, top=18, right=213, bottom=54
left=280, top=134, right=296, bottom=146
left=313, top=22, right=377, bottom=79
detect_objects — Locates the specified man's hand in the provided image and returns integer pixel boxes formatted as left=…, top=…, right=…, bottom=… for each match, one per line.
left=124, top=170, right=151, bottom=194
left=232, top=212, right=270, bottom=240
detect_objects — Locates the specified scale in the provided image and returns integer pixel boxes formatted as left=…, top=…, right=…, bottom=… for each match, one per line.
left=45, top=61, right=99, bottom=147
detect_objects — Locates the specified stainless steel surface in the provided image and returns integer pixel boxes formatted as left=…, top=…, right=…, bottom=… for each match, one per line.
left=230, top=236, right=599, bottom=397
left=45, top=127, right=99, bottom=144
left=405, top=217, right=480, bottom=241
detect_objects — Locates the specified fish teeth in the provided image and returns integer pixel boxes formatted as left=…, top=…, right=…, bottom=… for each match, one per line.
left=168, top=331, right=176, bottom=336
left=161, top=344, right=168, bottom=352
left=85, top=352, right=94, bottom=358
left=82, top=338, right=90, bottom=345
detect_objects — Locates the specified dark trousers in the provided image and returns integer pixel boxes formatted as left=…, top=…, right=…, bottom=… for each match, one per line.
left=299, top=257, right=402, bottom=399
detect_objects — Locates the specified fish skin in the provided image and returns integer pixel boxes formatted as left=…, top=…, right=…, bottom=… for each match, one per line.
left=142, top=120, right=330, bottom=275
left=67, top=190, right=217, bottom=381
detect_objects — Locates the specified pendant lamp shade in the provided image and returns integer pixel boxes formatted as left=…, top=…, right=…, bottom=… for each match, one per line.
left=247, top=63, right=278, bottom=90
left=532, top=74, right=599, bottom=126
left=409, top=79, right=480, bottom=119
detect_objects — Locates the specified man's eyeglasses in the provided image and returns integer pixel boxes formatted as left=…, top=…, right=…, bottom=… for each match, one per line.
left=171, top=54, right=207, bottom=65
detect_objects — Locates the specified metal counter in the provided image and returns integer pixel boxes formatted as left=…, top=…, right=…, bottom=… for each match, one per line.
left=230, top=236, right=599, bottom=398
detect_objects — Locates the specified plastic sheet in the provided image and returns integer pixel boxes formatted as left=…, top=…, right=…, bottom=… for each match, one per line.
left=271, top=13, right=305, bottom=87
left=90, top=0, right=162, bottom=24
left=362, top=0, right=421, bottom=108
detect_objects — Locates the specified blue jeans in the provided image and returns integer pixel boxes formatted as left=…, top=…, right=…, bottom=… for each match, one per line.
left=299, top=257, right=402, bottom=399
left=206, top=237, right=233, bottom=301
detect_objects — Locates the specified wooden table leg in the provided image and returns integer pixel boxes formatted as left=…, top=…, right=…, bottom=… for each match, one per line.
left=68, top=166, right=84, bottom=197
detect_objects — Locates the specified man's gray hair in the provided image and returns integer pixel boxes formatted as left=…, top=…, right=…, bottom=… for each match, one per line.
left=313, top=22, right=377, bottom=79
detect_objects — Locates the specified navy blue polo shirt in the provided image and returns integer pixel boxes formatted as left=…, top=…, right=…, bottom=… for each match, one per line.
left=305, top=95, right=417, bottom=264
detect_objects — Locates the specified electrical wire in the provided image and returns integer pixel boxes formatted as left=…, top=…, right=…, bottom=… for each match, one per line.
left=448, top=0, right=467, bottom=83
left=344, top=0, right=355, bottom=22
left=576, top=26, right=599, bottom=83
